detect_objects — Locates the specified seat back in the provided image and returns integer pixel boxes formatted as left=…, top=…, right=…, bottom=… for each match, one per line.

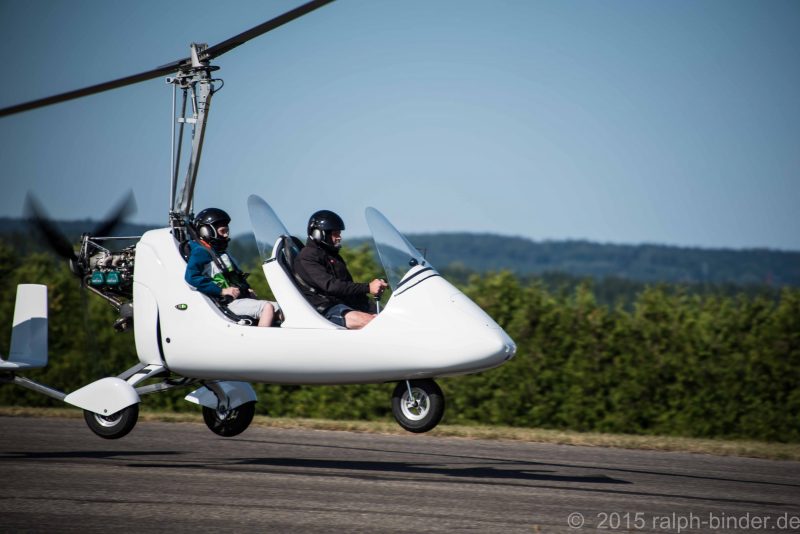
left=278, top=235, right=316, bottom=295
left=279, top=235, right=304, bottom=271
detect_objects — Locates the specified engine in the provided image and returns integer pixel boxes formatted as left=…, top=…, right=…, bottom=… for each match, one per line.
left=80, top=238, right=137, bottom=331
left=86, top=245, right=136, bottom=295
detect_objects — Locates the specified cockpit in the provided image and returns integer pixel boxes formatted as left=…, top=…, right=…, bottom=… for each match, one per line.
left=247, top=194, right=440, bottom=329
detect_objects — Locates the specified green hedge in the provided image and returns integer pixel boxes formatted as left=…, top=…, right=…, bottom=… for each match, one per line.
left=1, top=240, right=797, bottom=442
left=445, top=273, right=799, bottom=442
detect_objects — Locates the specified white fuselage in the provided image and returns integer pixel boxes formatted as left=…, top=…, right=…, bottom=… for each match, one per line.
left=133, top=228, right=516, bottom=384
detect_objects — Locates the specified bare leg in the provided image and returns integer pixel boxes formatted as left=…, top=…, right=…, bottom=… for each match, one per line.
left=258, top=303, right=275, bottom=327
left=344, top=310, right=376, bottom=330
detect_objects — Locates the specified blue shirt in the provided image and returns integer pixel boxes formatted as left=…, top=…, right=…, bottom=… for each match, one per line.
left=184, top=240, right=226, bottom=298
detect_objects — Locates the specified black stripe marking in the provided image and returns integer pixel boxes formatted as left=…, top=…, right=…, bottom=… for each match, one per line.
left=395, top=273, right=441, bottom=296
left=396, top=267, right=435, bottom=290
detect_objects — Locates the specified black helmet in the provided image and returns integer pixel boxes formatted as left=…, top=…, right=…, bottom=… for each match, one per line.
left=308, top=209, right=345, bottom=250
left=195, top=207, right=231, bottom=251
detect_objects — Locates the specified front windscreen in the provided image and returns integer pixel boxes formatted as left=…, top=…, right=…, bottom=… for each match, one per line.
left=247, top=194, right=291, bottom=261
left=365, top=207, right=430, bottom=290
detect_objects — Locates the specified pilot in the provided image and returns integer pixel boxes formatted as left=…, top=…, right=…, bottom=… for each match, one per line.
left=185, top=207, right=278, bottom=327
left=294, top=210, right=388, bottom=329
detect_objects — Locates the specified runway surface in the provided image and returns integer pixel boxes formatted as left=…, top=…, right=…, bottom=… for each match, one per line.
left=1, top=416, right=799, bottom=533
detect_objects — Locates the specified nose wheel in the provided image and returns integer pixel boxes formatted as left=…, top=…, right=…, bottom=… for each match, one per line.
left=391, top=379, right=445, bottom=433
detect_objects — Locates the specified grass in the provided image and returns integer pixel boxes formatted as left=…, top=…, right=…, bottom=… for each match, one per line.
left=2, top=406, right=799, bottom=461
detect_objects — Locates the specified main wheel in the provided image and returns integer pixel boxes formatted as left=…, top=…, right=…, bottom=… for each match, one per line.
left=202, top=401, right=256, bottom=437
left=391, top=379, right=445, bottom=433
left=83, top=404, right=139, bottom=440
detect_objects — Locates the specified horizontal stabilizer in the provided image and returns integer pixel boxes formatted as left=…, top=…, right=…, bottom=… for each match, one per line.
left=0, top=284, right=48, bottom=370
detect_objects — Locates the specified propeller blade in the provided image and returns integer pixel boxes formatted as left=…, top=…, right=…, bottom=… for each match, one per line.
left=24, top=194, right=78, bottom=262
left=0, top=0, right=336, bottom=118
left=92, top=191, right=137, bottom=237
left=202, top=0, right=336, bottom=61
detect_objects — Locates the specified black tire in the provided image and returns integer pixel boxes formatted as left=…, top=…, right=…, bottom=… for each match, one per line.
left=202, top=401, right=256, bottom=437
left=83, top=404, right=139, bottom=440
left=391, top=379, right=445, bottom=433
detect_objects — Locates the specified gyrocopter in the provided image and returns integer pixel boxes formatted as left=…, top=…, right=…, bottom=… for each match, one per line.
left=0, top=0, right=516, bottom=439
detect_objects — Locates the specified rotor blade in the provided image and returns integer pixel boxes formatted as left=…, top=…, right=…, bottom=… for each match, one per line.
left=0, top=0, right=335, bottom=118
left=202, top=0, right=336, bottom=60
left=24, top=194, right=78, bottom=261
left=92, top=190, right=137, bottom=237
left=0, top=61, right=186, bottom=118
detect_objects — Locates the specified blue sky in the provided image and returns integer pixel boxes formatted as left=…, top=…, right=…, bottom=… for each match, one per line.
left=1, top=0, right=798, bottom=250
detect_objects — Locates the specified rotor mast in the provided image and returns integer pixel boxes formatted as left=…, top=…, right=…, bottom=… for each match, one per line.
left=169, top=43, right=219, bottom=227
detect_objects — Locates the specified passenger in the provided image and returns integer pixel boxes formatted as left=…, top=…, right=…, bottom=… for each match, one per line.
left=294, top=210, right=387, bottom=329
left=185, top=207, right=279, bottom=327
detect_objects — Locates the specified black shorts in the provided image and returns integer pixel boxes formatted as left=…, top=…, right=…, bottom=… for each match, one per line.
left=323, top=303, right=354, bottom=327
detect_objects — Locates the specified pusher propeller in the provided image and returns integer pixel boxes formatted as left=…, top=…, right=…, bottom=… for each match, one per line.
left=91, top=191, right=137, bottom=239
left=25, top=191, right=137, bottom=275
left=25, top=194, right=80, bottom=264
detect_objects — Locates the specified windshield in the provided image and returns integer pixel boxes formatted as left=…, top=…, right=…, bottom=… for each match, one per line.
left=247, top=194, right=291, bottom=260
left=365, top=207, right=430, bottom=290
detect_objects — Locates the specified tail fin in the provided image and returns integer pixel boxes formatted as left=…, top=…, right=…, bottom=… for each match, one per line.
left=1, top=284, right=48, bottom=370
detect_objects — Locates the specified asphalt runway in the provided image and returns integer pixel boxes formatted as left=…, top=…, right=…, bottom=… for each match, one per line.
left=1, top=416, right=799, bottom=533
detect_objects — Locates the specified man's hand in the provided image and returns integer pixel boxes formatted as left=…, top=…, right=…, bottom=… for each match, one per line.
left=369, top=279, right=388, bottom=296
left=221, top=287, right=241, bottom=299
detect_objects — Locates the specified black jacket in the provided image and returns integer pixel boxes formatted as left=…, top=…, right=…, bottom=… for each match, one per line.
left=294, top=239, right=371, bottom=313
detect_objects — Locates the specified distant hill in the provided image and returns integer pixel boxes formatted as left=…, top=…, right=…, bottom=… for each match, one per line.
left=0, top=217, right=160, bottom=256
left=399, top=233, right=800, bottom=287
left=228, top=231, right=800, bottom=287
left=0, top=217, right=160, bottom=236
left=2, top=217, right=798, bottom=287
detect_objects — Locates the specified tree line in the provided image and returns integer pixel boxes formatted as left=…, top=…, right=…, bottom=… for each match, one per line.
left=4, top=217, right=798, bottom=286
left=0, top=238, right=797, bottom=442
